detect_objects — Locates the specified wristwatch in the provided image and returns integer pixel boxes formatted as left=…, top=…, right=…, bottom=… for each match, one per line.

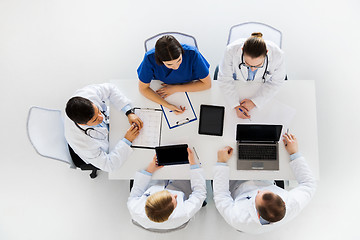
left=125, top=108, right=135, bottom=116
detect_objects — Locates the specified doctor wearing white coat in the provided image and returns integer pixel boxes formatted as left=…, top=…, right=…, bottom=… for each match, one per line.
left=64, top=83, right=142, bottom=172
left=218, top=32, right=286, bottom=119
left=127, top=148, right=206, bottom=232
left=213, top=133, right=316, bottom=234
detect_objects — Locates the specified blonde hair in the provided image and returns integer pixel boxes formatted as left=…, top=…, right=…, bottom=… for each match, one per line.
left=243, top=32, right=267, bottom=58
left=251, top=32, right=263, bottom=38
left=145, top=190, right=175, bottom=223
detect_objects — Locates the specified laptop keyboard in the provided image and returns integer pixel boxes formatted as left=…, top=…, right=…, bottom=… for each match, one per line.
left=238, top=144, right=277, bottom=160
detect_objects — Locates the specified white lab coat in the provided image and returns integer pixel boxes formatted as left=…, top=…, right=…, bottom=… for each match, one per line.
left=213, top=156, right=316, bottom=234
left=218, top=39, right=286, bottom=109
left=127, top=168, right=206, bottom=231
left=64, top=83, right=133, bottom=172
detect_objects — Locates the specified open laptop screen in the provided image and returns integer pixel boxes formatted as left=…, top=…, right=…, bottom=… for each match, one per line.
left=236, top=124, right=282, bottom=142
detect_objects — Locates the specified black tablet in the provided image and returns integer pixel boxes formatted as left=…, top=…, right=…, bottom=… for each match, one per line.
left=155, top=144, right=189, bottom=166
left=198, top=105, right=225, bottom=136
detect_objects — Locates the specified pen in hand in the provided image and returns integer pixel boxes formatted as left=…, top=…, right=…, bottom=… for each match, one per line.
left=238, top=107, right=251, bottom=121
left=169, top=106, right=186, bottom=113
left=284, top=128, right=291, bottom=146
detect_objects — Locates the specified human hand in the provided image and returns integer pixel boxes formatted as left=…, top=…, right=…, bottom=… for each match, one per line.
left=156, top=84, right=178, bottom=98
left=127, top=113, right=143, bottom=129
left=240, top=99, right=256, bottom=111
left=145, top=155, right=164, bottom=173
left=235, top=105, right=250, bottom=119
left=187, top=148, right=196, bottom=165
left=168, top=104, right=186, bottom=115
left=283, top=133, right=298, bottom=155
left=124, top=123, right=140, bottom=142
left=217, top=146, right=233, bottom=163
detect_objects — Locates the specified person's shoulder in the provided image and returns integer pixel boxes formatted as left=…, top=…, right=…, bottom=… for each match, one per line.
left=265, top=40, right=283, bottom=55
left=182, top=43, right=197, bottom=51
left=182, top=44, right=199, bottom=56
left=144, top=48, right=156, bottom=61
left=72, top=84, right=97, bottom=98
left=225, top=38, right=246, bottom=54
left=227, top=38, right=246, bottom=48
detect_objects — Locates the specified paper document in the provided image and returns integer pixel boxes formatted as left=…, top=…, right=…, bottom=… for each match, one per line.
left=249, top=99, right=296, bottom=132
left=150, top=80, right=197, bottom=129
left=131, top=108, right=162, bottom=149
left=161, top=92, right=197, bottom=129
left=225, top=99, right=296, bottom=139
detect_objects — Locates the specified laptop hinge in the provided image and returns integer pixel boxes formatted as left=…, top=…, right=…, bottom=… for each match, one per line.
left=239, top=141, right=277, bottom=144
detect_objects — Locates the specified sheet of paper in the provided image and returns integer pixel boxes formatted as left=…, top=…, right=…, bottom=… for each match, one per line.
left=132, top=108, right=162, bottom=148
left=150, top=80, right=197, bottom=129
left=161, top=92, right=196, bottom=128
left=225, top=99, right=296, bottom=140
left=250, top=99, right=296, bottom=134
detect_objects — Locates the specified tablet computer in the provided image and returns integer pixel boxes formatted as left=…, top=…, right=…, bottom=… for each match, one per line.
left=198, top=105, right=225, bottom=136
left=155, top=144, right=189, bottom=166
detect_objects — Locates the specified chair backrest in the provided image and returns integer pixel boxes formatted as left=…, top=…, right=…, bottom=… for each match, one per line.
left=27, top=106, right=75, bottom=168
left=131, top=219, right=188, bottom=233
left=144, top=32, right=198, bottom=52
left=227, top=22, right=282, bottom=48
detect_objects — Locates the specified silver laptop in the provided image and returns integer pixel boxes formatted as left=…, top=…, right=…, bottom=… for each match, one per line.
left=236, top=124, right=282, bottom=170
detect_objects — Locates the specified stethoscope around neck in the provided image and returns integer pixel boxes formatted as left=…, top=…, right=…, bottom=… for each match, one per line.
left=238, top=53, right=269, bottom=83
left=74, top=110, right=109, bottom=140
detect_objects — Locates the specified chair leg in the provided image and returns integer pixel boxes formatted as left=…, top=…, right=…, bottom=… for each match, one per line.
left=275, top=180, right=285, bottom=189
left=90, top=169, right=97, bottom=179
left=130, top=179, right=134, bottom=192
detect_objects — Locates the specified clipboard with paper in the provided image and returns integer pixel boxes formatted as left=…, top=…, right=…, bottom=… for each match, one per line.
left=149, top=80, right=197, bottom=129
left=161, top=92, right=197, bottom=129
left=131, top=108, right=163, bottom=149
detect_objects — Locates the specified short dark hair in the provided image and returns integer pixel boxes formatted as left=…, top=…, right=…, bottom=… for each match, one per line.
left=154, top=35, right=184, bottom=65
left=65, top=96, right=94, bottom=124
left=257, top=192, right=286, bottom=223
left=243, top=32, right=267, bottom=58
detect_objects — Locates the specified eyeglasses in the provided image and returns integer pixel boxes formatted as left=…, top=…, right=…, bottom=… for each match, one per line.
left=243, top=61, right=265, bottom=69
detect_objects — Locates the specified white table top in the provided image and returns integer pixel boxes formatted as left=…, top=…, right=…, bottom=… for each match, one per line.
left=109, top=79, right=319, bottom=180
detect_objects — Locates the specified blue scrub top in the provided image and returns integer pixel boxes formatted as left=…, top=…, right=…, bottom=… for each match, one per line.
left=137, top=44, right=210, bottom=84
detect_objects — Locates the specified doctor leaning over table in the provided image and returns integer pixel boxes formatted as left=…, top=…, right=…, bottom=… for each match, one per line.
left=213, top=133, right=317, bottom=234
left=64, top=83, right=143, bottom=172
left=217, top=32, right=286, bottom=119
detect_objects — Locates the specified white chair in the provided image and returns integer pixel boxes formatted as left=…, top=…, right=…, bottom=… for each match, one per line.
left=144, top=32, right=198, bottom=52
left=214, top=22, right=283, bottom=80
left=227, top=22, right=282, bottom=48
left=27, top=106, right=75, bottom=168
left=27, top=106, right=100, bottom=178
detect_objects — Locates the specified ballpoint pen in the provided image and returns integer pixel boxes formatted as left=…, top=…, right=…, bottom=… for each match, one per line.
left=285, top=128, right=290, bottom=146
left=238, top=107, right=251, bottom=121
left=192, top=147, right=201, bottom=165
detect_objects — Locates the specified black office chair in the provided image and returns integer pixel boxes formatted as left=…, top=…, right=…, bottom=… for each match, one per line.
left=68, top=145, right=99, bottom=179
left=210, top=180, right=284, bottom=190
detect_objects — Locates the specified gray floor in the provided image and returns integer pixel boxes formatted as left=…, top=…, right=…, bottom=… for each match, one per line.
left=1, top=0, right=360, bottom=239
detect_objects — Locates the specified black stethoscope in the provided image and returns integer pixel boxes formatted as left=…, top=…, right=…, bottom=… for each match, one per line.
left=74, top=110, right=109, bottom=140
left=238, top=53, right=269, bottom=83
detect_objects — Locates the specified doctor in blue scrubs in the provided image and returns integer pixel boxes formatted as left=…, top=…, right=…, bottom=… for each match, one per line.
left=137, top=35, right=211, bottom=114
